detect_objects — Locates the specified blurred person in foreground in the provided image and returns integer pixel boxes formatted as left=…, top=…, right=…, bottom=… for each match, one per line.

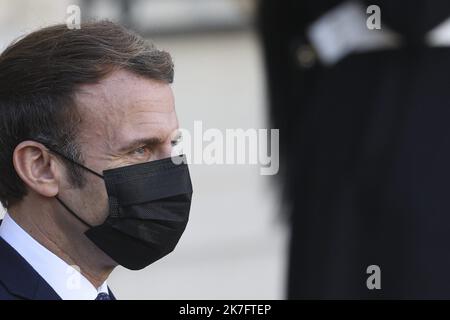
left=259, top=0, right=450, bottom=298
left=0, top=21, right=193, bottom=300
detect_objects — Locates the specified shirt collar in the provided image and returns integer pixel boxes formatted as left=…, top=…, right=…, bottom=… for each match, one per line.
left=0, top=212, right=109, bottom=300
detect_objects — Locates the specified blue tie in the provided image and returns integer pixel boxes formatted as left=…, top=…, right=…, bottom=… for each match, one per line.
left=95, top=292, right=111, bottom=300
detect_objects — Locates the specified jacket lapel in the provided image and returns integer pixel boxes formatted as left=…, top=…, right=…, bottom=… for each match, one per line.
left=0, top=225, right=61, bottom=300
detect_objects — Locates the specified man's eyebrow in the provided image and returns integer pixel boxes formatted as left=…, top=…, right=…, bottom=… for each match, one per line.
left=117, top=137, right=163, bottom=153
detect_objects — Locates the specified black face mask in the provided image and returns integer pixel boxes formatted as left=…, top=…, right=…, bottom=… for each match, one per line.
left=42, top=143, right=193, bottom=270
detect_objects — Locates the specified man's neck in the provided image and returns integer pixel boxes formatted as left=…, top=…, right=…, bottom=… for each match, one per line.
left=8, top=201, right=115, bottom=288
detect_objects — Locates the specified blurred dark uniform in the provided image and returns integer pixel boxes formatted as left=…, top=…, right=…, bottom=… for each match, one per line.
left=259, top=0, right=450, bottom=298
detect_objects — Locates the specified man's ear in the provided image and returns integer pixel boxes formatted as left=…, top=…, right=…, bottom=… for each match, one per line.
left=12, top=141, right=60, bottom=198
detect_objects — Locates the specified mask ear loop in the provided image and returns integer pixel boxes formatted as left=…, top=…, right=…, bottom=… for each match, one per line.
left=24, top=138, right=104, bottom=178
left=46, top=147, right=104, bottom=179
left=24, top=138, right=103, bottom=228
left=55, top=196, right=93, bottom=228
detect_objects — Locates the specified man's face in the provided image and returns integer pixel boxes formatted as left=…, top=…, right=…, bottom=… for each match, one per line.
left=59, top=69, right=179, bottom=227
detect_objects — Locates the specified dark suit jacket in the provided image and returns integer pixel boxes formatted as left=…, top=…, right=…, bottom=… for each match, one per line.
left=0, top=220, right=115, bottom=300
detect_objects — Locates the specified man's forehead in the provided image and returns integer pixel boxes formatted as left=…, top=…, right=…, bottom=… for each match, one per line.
left=75, top=70, right=174, bottom=114
left=73, top=69, right=177, bottom=149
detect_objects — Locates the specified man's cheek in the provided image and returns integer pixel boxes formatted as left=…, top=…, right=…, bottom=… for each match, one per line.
left=82, top=180, right=109, bottom=224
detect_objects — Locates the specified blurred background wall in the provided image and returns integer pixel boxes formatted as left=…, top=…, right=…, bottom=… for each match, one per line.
left=0, top=0, right=287, bottom=299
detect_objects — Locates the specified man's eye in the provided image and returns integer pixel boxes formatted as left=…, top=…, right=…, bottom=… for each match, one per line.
left=133, top=146, right=150, bottom=156
left=135, top=147, right=145, bottom=154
